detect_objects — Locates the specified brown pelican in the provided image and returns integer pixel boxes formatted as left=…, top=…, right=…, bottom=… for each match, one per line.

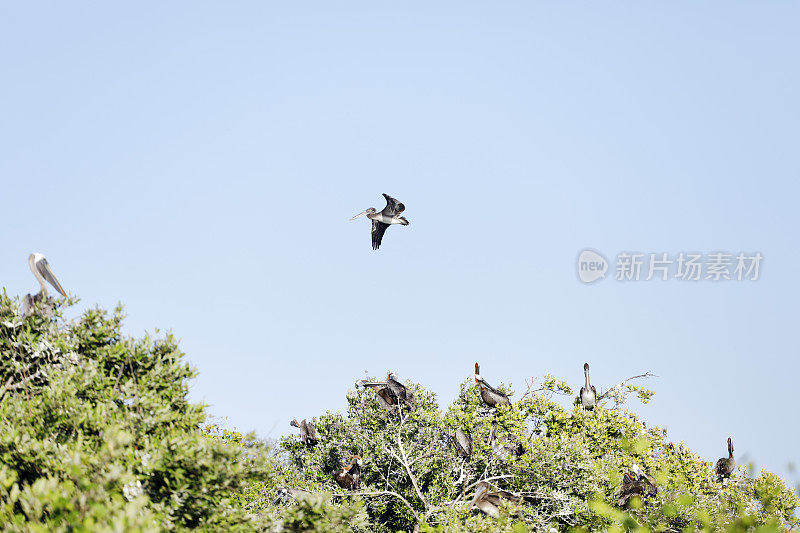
left=715, top=437, right=735, bottom=481
left=474, top=363, right=511, bottom=407
left=579, top=363, right=597, bottom=411
left=452, top=428, right=474, bottom=458
left=467, top=481, right=522, bottom=518
left=334, top=455, right=363, bottom=490
left=616, top=464, right=658, bottom=507
left=468, top=483, right=500, bottom=518
left=487, top=419, right=524, bottom=460
left=356, top=379, right=398, bottom=414
left=23, top=252, right=67, bottom=316
left=290, top=419, right=318, bottom=446
left=356, top=373, right=416, bottom=411
left=386, top=372, right=417, bottom=410
left=350, top=194, right=410, bottom=250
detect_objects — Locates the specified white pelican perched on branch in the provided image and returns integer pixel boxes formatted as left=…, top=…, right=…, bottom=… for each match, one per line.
left=350, top=194, right=409, bottom=250
left=23, top=252, right=67, bottom=316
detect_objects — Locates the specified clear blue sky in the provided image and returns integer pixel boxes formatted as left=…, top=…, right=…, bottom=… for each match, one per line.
left=2, top=3, right=798, bottom=483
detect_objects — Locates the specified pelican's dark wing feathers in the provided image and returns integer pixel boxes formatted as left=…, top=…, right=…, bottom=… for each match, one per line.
left=381, top=194, right=405, bottom=216
left=455, top=428, right=473, bottom=456
left=371, top=219, right=390, bottom=250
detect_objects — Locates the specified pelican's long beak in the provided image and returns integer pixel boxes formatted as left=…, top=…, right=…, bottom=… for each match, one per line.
left=357, top=380, right=388, bottom=388
left=350, top=210, right=368, bottom=220
left=40, top=261, right=67, bottom=297
left=468, top=484, right=489, bottom=509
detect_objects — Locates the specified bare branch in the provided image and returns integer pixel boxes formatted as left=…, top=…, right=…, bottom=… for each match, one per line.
left=517, top=375, right=572, bottom=403
left=394, top=412, right=428, bottom=511
left=597, top=372, right=657, bottom=402
left=517, top=377, right=537, bottom=403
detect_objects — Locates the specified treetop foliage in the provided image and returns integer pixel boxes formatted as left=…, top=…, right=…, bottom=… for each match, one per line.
left=0, top=295, right=272, bottom=531
left=0, top=294, right=796, bottom=532
left=270, top=371, right=798, bottom=532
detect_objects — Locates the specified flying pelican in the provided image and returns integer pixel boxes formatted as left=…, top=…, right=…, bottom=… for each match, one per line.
left=350, top=194, right=410, bottom=250
left=23, top=252, right=67, bottom=316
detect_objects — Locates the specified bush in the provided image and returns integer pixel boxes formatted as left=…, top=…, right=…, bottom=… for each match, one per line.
left=0, top=295, right=272, bottom=531
left=262, top=373, right=798, bottom=532
left=2, top=294, right=796, bottom=532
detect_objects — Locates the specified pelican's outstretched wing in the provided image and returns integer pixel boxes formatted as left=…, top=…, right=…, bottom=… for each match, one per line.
left=381, top=194, right=405, bottom=216
left=35, top=258, right=67, bottom=297
left=371, top=219, right=390, bottom=250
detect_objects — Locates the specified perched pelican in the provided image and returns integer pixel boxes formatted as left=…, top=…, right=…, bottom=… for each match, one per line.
left=474, top=363, right=511, bottom=407
left=467, top=483, right=500, bottom=518
left=452, top=428, right=474, bottom=458
left=632, top=464, right=657, bottom=489
left=350, top=194, right=410, bottom=250
left=23, top=252, right=67, bottom=317
left=616, top=464, right=658, bottom=507
left=356, top=379, right=399, bottom=414
left=386, top=372, right=417, bottom=410
left=290, top=419, right=319, bottom=447
left=715, top=437, right=735, bottom=482
left=616, top=473, right=640, bottom=507
left=579, top=363, right=597, bottom=411
left=487, top=419, right=524, bottom=460
left=334, top=455, right=363, bottom=490
left=467, top=481, right=522, bottom=518
left=356, top=373, right=416, bottom=411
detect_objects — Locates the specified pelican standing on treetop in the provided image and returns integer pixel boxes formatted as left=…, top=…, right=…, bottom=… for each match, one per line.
left=474, top=362, right=511, bottom=407
left=350, top=194, right=409, bottom=250
left=23, top=253, right=67, bottom=316
left=715, top=437, right=735, bottom=482
left=579, top=363, right=597, bottom=411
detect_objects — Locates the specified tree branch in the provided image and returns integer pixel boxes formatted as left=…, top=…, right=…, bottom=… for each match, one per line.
left=597, top=372, right=657, bottom=402
left=517, top=377, right=538, bottom=403
left=393, top=412, right=428, bottom=511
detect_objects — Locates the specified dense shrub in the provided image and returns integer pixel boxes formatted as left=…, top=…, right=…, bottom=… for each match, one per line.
left=0, top=295, right=272, bottom=531
left=263, top=374, right=798, bottom=532
left=1, top=294, right=796, bottom=532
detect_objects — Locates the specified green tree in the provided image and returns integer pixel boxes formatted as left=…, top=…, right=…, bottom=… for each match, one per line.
left=263, top=373, right=798, bottom=532
left=0, top=294, right=272, bottom=531
left=2, top=293, right=796, bottom=532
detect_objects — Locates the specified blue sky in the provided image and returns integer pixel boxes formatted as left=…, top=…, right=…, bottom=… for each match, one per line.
left=1, top=3, right=798, bottom=483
